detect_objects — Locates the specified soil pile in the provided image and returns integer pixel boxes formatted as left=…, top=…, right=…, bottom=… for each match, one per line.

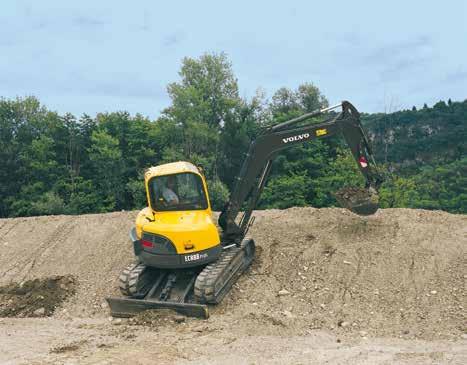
left=0, top=275, right=76, bottom=317
left=220, top=208, right=466, bottom=340
left=0, top=208, right=465, bottom=339
left=0, top=211, right=137, bottom=315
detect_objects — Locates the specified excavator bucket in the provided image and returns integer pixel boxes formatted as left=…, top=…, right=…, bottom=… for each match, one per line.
left=335, top=186, right=379, bottom=216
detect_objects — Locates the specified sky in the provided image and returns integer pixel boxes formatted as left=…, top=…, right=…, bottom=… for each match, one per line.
left=1, top=0, right=466, bottom=119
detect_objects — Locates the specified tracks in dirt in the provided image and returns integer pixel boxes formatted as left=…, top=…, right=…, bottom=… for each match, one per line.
left=0, top=219, right=77, bottom=282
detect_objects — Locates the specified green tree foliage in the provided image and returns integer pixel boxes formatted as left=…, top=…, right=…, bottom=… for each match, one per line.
left=261, top=174, right=308, bottom=209
left=160, top=53, right=244, bottom=180
left=206, top=179, right=230, bottom=210
left=363, top=99, right=466, bottom=169
left=379, top=157, right=467, bottom=213
left=0, top=55, right=465, bottom=217
left=261, top=83, right=353, bottom=208
left=30, top=192, right=66, bottom=216
left=87, top=130, right=123, bottom=211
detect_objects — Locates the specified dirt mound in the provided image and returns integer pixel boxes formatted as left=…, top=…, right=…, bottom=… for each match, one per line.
left=219, top=208, right=466, bottom=340
left=0, top=211, right=137, bottom=316
left=0, top=275, right=76, bottom=317
left=0, top=208, right=465, bottom=339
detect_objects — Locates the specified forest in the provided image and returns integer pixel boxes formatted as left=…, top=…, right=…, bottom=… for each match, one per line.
left=0, top=53, right=465, bottom=218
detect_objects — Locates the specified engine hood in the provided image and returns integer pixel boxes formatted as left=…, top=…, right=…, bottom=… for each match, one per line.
left=135, top=209, right=220, bottom=254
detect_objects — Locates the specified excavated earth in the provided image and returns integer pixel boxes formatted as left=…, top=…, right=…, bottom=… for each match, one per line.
left=0, top=208, right=466, bottom=364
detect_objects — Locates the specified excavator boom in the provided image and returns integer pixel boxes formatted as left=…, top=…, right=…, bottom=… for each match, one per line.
left=219, top=101, right=383, bottom=242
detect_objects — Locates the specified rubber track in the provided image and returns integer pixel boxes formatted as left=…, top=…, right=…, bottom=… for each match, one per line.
left=194, top=240, right=254, bottom=304
left=118, top=263, right=146, bottom=297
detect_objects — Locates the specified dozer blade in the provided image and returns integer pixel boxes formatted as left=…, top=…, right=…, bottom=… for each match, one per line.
left=335, top=186, right=379, bottom=216
left=106, top=297, right=209, bottom=319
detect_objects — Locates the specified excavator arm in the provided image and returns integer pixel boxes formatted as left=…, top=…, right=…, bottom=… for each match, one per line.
left=219, top=101, right=383, bottom=242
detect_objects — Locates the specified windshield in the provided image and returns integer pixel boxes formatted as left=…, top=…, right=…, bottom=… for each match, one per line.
left=148, top=173, right=208, bottom=211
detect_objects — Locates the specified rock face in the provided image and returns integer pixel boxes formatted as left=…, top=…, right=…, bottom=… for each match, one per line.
left=0, top=207, right=466, bottom=340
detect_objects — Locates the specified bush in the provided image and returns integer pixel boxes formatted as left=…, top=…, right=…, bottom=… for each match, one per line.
left=207, top=179, right=230, bottom=210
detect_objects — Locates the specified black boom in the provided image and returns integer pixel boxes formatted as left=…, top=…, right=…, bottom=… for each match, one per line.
left=218, top=101, right=383, bottom=241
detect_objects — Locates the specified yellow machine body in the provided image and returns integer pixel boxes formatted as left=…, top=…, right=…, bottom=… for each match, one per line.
left=132, top=161, right=221, bottom=269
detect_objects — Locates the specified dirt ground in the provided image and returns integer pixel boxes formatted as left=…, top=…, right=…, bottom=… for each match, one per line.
left=0, top=207, right=466, bottom=364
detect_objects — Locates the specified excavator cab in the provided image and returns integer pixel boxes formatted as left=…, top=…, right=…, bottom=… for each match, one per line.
left=133, top=162, right=222, bottom=269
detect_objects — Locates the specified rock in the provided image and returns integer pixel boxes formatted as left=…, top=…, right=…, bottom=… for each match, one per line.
left=282, top=310, right=295, bottom=318
left=359, top=330, right=368, bottom=337
left=173, top=315, right=186, bottom=323
left=430, top=290, right=437, bottom=295
left=33, top=307, right=45, bottom=316
left=338, top=321, right=350, bottom=328
left=278, top=289, right=290, bottom=296
left=112, top=318, right=123, bottom=326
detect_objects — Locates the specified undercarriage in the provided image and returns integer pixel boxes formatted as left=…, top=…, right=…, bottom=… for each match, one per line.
left=106, top=239, right=255, bottom=318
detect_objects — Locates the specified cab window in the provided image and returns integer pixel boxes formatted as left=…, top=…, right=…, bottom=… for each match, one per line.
left=149, top=173, right=208, bottom=211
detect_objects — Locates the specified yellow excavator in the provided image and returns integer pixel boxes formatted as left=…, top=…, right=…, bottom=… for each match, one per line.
left=106, top=101, right=383, bottom=318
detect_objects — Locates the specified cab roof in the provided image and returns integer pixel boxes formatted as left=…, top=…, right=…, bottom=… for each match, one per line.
left=145, top=161, right=201, bottom=179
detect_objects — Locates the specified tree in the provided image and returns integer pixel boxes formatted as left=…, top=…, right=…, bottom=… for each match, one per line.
left=88, top=130, right=123, bottom=211
left=0, top=57, right=465, bottom=217
left=160, top=53, right=248, bottom=183
left=206, top=179, right=230, bottom=210
left=165, top=53, right=240, bottom=129
left=262, top=84, right=332, bottom=208
left=260, top=174, right=309, bottom=209
left=296, top=83, right=328, bottom=112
